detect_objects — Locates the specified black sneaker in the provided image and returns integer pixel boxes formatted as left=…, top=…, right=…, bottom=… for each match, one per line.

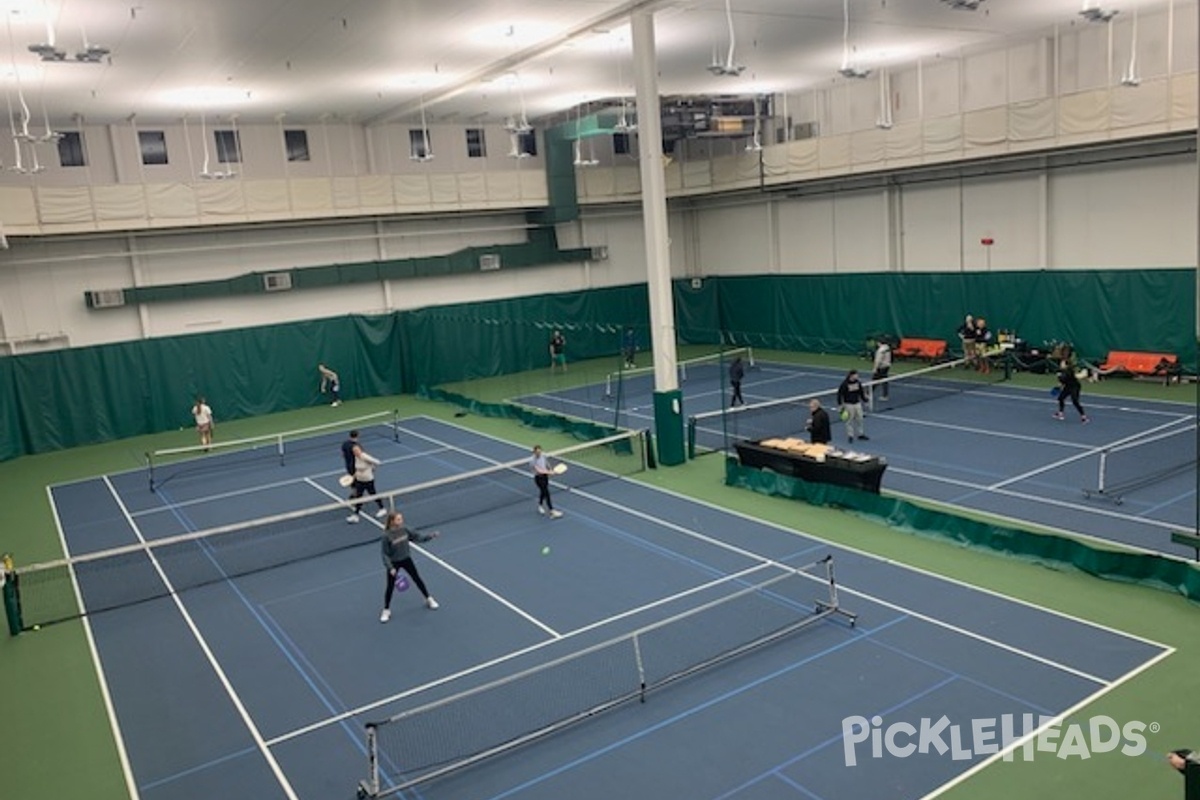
left=857, top=435, right=870, bottom=441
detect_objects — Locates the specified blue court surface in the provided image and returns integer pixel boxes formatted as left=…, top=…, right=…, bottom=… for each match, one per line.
left=48, top=416, right=1172, bottom=800
left=516, top=359, right=1198, bottom=559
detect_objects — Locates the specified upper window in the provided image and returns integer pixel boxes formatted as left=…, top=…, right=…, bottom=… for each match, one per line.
left=409, top=129, right=432, bottom=160
left=284, top=129, right=310, bottom=162
left=465, top=128, right=487, bottom=158
left=138, top=130, right=168, bottom=165
left=57, top=131, right=86, bottom=167
left=214, top=130, right=242, bottom=164
left=516, top=129, right=537, bottom=157
left=613, top=132, right=631, bottom=156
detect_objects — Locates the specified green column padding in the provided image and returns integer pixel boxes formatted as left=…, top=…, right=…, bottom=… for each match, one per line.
left=653, top=389, right=685, bottom=466
left=4, top=574, right=21, bottom=635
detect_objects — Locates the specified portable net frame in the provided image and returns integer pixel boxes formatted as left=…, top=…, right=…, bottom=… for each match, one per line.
left=687, top=355, right=1009, bottom=457
left=1083, top=420, right=1198, bottom=504
left=356, top=555, right=856, bottom=799
left=604, top=347, right=755, bottom=398
left=145, top=410, right=400, bottom=492
left=6, top=430, right=647, bottom=633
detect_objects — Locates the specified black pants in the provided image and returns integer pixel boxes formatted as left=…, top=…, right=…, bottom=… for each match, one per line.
left=384, top=558, right=429, bottom=607
left=1059, top=386, right=1085, bottom=415
left=730, top=381, right=744, bottom=406
left=351, top=479, right=385, bottom=514
left=534, top=474, right=553, bottom=510
left=872, top=367, right=890, bottom=399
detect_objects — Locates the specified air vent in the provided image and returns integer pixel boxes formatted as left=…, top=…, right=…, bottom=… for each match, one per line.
left=262, top=272, right=293, bottom=292
left=590, top=246, right=609, bottom=262
left=793, top=121, right=820, bottom=140
left=479, top=254, right=501, bottom=271
left=85, top=289, right=126, bottom=309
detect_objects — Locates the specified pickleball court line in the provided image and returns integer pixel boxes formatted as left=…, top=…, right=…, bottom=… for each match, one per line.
left=100, top=475, right=303, bottom=800
left=396, top=420, right=1122, bottom=685
left=126, top=445, right=451, bottom=519
left=302, top=476, right=563, bottom=638
left=264, top=561, right=781, bottom=747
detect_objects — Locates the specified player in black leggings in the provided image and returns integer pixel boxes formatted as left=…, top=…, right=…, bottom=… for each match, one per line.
left=379, top=512, right=439, bottom=622
left=1054, top=361, right=1089, bottom=423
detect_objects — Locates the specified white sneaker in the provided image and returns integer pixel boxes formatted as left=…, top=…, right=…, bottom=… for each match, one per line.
left=375, top=507, right=388, bottom=518
left=549, top=509, right=563, bottom=519
left=379, top=609, right=391, bottom=623
left=537, top=504, right=546, bottom=515
left=332, top=400, right=341, bottom=407
left=426, top=597, right=439, bottom=610
left=346, top=514, right=360, bottom=524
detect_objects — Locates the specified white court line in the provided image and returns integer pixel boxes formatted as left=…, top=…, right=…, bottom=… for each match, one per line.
left=402, top=420, right=1134, bottom=682
left=890, top=464, right=1191, bottom=539
left=130, top=446, right=450, bottom=518
left=303, top=477, right=562, bottom=639
left=44, top=485, right=142, bottom=800
left=625, top=465, right=1175, bottom=652
left=266, top=562, right=779, bottom=747
left=920, top=644, right=1176, bottom=800
left=278, top=416, right=1172, bottom=752
left=100, top=476, right=301, bottom=800
left=988, top=417, right=1196, bottom=490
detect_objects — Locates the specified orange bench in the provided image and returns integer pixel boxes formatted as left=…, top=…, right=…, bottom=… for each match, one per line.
left=896, top=337, right=948, bottom=360
left=1098, top=351, right=1179, bottom=377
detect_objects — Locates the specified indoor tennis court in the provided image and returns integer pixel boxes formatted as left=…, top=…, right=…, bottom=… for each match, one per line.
left=24, top=416, right=1170, bottom=800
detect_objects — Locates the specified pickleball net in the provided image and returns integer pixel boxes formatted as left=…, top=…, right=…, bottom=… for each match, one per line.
left=356, top=555, right=856, bottom=798
left=145, top=410, right=400, bottom=492
left=6, top=429, right=647, bottom=633
left=604, top=346, right=754, bottom=398
left=1085, top=420, right=1198, bottom=502
left=687, top=355, right=1008, bottom=456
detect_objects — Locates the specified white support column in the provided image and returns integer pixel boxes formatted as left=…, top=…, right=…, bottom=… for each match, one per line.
left=631, top=9, right=678, bottom=392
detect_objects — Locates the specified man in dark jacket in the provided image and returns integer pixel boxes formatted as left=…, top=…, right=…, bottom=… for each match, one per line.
left=806, top=398, right=831, bottom=444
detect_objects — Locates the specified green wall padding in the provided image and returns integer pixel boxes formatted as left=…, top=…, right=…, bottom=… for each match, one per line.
left=678, top=269, right=1197, bottom=370
left=0, top=315, right=404, bottom=457
left=725, top=458, right=1200, bottom=601
left=3, top=269, right=1194, bottom=460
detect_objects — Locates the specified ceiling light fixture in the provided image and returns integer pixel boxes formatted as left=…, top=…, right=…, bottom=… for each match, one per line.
left=612, top=39, right=636, bottom=133
left=198, top=111, right=230, bottom=180
left=572, top=101, right=598, bottom=167
left=939, top=0, right=985, bottom=10
left=839, top=0, right=871, bottom=79
left=706, top=0, right=745, bottom=77
left=1120, top=4, right=1140, bottom=86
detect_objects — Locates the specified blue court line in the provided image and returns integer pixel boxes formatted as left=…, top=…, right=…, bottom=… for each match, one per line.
left=146, top=487, right=386, bottom=793
left=860, top=630, right=1055, bottom=715
left=711, top=672, right=959, bottom=800
left=137, top=744, right=260, bottom=792
left=478, top=615, right=906, bottom=800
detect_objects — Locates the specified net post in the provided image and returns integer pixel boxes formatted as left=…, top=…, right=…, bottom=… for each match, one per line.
left=746, top=346, right=755, bottom=368
left=359, top=724, right=380, bottom=798
left=1098, top=450, right=1109, bottom=494
left=391, top=409, right=400, bottom=442
left=686, top=417, right=697, bottom=459
left=604, top=372, right=614, bottom=399
left=145, top=452, right=156, bottom=493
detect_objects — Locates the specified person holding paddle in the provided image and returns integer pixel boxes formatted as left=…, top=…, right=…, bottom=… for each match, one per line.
left=531, top=444, right=565, bottom=519
left=379, top=512, right=439, bottom=622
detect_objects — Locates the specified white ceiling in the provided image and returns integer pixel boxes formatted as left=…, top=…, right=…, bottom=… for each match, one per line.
left=0, top=0, right=1180, bottom=128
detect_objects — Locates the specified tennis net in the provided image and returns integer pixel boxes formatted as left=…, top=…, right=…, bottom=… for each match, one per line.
left=146, top=410, right=399, bottom=492
left=687, top=356, right=1008, bottom=456
left=1086, top=421, right=1198, bottom=502
left=7, top=430, right=647, bottom=632
left=357, top=555, right=855, bottom=798
left=604, top=347, right=754, bottom=398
